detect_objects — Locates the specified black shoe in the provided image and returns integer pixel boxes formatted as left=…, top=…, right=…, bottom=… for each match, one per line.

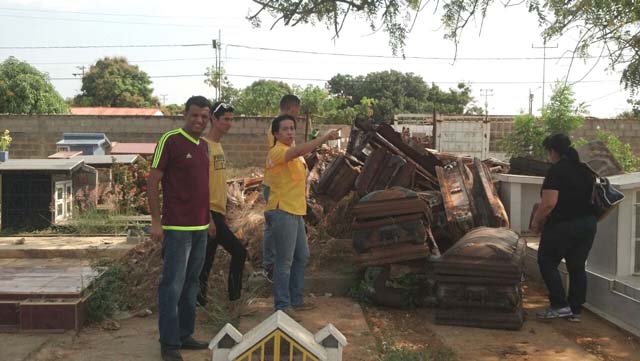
left=161, top=346, right=183, bottom=361
left=180, top=336, right=209, bottom=350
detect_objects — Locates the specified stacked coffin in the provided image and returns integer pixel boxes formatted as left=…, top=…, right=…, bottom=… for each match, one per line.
left=351, top=187, right=433, bottom=267
left=434, top=227, right=526, bottom=330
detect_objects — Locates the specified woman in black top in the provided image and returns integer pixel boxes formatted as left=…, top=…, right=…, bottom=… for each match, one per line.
left=531, top=133, right=597, bottom=322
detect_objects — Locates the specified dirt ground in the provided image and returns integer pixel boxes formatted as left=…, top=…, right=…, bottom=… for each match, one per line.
left=5, top=279, right=640, bottom=361
left=365, top=282, right=640, bottom=361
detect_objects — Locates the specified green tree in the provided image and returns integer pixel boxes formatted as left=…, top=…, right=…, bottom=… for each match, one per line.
left=616, top=99, right=640, bottom=120
left=327, top=71, right=476, bottom=121
left=541, top=83, right=586, bottom=135
left=160, top=104, right=184, bottom=116
left=594, top=131, right=640, bottom=172
left=502, top=83, right=585, bottom=159
left=0, top=57, right=68, bottom=114
left=295, top=84, right=364, bottom=124
left=204, top=66, right=240, bottom=103
left=500, top=114, right=546, bottom=159
left=74, top=57, right=158, bottom=107
left=249, top=0, right=640, bottom=92
left=234, top=80, right=293, bottom=116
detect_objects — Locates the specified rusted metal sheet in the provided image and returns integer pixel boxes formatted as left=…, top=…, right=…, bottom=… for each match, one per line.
left=577, top=140, right=624, bottom=177
left=314, top=155, right=361, bottom=201
left=508, top=156, right=551, bottom=176
left=434, top=227, right=526, bottom=330
left=355, top=147, right=415, bottom=196
left=436, top=162, right=476, bottom=242
left=471, top=158, right=510, bottom=228
left=352, top=188, right=432, bottom=255
left=375, top=122, right=443, bottom=176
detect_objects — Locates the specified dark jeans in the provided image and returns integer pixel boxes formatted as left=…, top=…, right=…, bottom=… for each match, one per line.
left=538, top=215, right=597, bottom=314
left=158, top=229, right=207, bottom=348
left=199, top=211, right=247, bottom=302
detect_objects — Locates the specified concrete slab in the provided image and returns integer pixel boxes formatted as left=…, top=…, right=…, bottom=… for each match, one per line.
left=0, top=259, right=98, bottom=299
left=239, top=296, right=377, bottom=361
left=0, top=236, right=133, bottom=259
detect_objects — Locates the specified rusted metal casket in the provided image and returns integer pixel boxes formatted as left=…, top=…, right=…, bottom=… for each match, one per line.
left=313, top=154, right=361, bottom=201
left=434, top=227, right=526, bottom=330
left=355, top=147, right=415, bottom=197
left=352, top=187, right=432, bottom=264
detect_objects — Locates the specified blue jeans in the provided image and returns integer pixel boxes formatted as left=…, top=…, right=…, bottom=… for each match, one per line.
left=158, top=229, right=207, bottom=347
left=265, top=209, right=309, bottom=310
left=262, top=186, right=275, bottom=269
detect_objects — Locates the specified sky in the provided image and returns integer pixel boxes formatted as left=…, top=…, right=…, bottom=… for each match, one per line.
left=0, top=0, right=633, bottom=117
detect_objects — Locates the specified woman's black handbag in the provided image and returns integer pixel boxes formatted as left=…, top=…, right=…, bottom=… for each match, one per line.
left=587, top=166, right=625, bottom=221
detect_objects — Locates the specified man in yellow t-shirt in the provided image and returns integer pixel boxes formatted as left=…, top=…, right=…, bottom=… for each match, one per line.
left=198, top=102, right=247, bottom=306
left=261, top=95, right=301, bottom=282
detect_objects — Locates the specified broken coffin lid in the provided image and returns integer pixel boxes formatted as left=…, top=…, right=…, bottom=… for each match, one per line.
left=437, top=159, right=510, bottom=243
left=508, top=156, right=551, bottom=176
left=436, top=161, right=476, bottom=242
left=352, top=187, right=430, bottom=253
left=434, top=227, right=526, bottom=284
left=355, top=147, right=415, bottom=197
left=313, top=154, right=362, bottom=201
left=470, top=158, right=510, bottom=229
left=576, top=140, right=624, bottom=177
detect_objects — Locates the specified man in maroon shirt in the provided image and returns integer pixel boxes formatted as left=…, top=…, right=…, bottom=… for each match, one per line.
left=147, top=96, right=215, bottom=361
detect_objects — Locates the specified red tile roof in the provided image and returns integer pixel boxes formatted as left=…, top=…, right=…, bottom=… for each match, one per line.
left=70, top=107, right=163, bottom=116
left=110, top=143, right=157, bottom=155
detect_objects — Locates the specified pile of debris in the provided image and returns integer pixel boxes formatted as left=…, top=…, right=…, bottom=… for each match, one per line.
left=315, top=119, right=526, bottom=330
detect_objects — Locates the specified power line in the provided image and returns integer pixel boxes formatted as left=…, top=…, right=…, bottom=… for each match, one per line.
left=1, top=41, right=603, bottom=61
left=226, top=43, right=601, bottom=61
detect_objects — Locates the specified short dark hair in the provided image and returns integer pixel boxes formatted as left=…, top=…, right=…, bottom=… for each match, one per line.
left=185, top=96, right=211, bottom=113
left=211, top=101, right=234, bottom=119
left=279, top=94, right=300, bottom=111
left=271, top=114, right=296, bottom=146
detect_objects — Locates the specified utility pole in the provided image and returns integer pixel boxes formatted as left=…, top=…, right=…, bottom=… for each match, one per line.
left=532, top=41, right=558, bottom=110
left=480, top=88, right=494, bottom=118
left=72, top=65, right=86, bottom=78
left=160, top=94, right=168, bottom=106
left=212, top=30, right=223, bottom=101
left=528, top=89, right=534, bottom=115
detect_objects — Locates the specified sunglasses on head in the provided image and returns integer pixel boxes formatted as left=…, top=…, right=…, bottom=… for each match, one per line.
left=212, top=103, right=233, bottom=115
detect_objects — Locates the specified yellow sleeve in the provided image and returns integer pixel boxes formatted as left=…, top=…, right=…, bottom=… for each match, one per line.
left=267, top=145, right=287, bottom=169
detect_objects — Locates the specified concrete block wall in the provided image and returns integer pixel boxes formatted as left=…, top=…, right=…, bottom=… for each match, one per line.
left=0, top=115, right=308, bottom=166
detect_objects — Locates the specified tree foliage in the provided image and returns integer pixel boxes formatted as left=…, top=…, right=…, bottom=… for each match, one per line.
left=234, top=80, right=293, bottom=116
left=205, top=66, right=240, bottom=103
left=0, top=57, right=68, bottom=114
left=249, top=0, right=640, bottom=92
left=594, top=131, right=640, bottom=172
left=74, top=57, right=158, bottom=108
left=499, top=114, right=546, bottom=158
left=295, top=85, right=374, bottom=124
left=541, top=83, right=586, bottom=135
left=327, top=70, right=478, bottom=121
left=502, top=83, right=585, bottom=159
